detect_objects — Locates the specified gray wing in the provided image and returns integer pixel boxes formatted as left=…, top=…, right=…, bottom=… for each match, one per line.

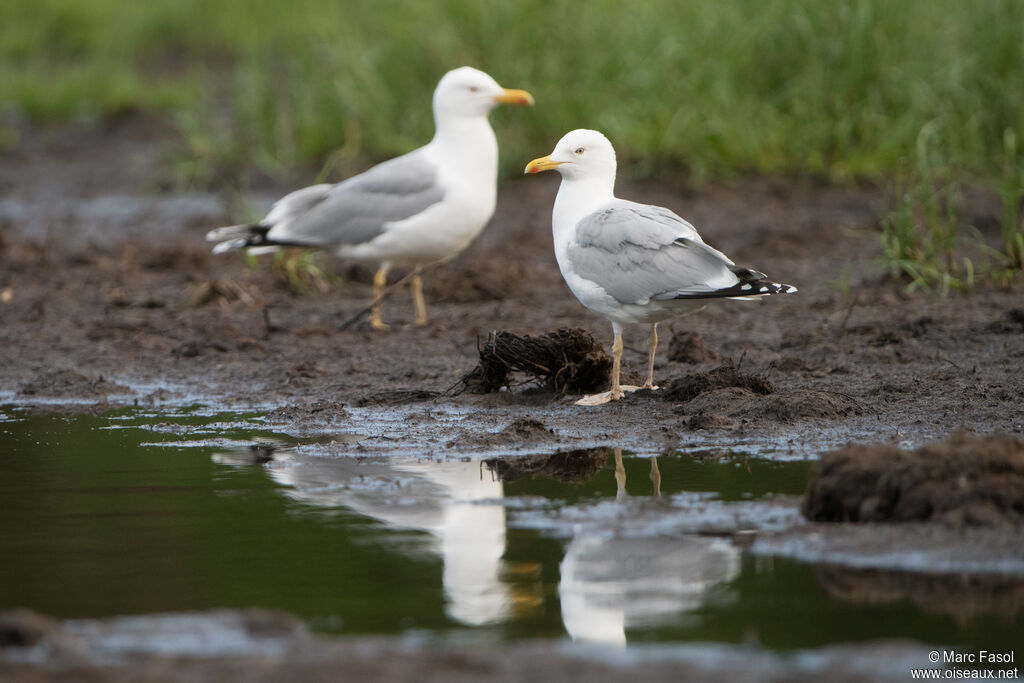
left=265, top=151, right=445, bottom=247
left=567, top=201, right=755, bottom=305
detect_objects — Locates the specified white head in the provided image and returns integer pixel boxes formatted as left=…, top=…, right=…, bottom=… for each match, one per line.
left=524, top=129, right=618, bottom=183
left=433, top=66, right=534, bottom=120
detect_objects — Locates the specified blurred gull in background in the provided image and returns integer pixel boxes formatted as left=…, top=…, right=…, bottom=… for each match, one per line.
left=207, top=66, right=533, bottom=329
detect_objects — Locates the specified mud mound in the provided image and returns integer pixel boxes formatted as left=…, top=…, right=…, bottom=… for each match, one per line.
left=667, top=331, right=718, bottom=364
left=661, top=361, right=775, bottom=402
left=265, top=401, right=349, bottom=424
left=678, top=388, right=863, bottom=428
left=425, top=261, right=526, bottom=303
left=19, top=369, right=130, bottom=398
left=353, top=389, right=439, bottom=407
left=986, top=308, right=1024, bottom=334
left=758, top=390, right=863, bottom=420
left=458, top=328, right=611, bottom=394
left=0, top=609, right=59, bottom=647
left=484, top=447, right=611, bottom=483
left=495, top=417, right=556, bottom=442
left=446, top=417, right=556, bottom=450
left=803, top=432, right=1024, bottom=526
left=848, top=316, right=933, bottom=346
left=683, top=387, right=760, bottom=415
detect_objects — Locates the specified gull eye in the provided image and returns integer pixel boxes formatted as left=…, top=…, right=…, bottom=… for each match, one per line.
left=469, top=86, right=479, bottom=93
left=574, top=147, right=585, bottom=155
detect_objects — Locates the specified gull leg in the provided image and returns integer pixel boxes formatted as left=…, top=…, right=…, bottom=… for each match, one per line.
left=576, top=324, right=641, bottom=405
left=610, top=330, right=624, bottom=399
left=644, top=323, right=659, bottom=390
left=369, top=265, right=390, bottom=331
left=411, top=266, right=427, bottom=326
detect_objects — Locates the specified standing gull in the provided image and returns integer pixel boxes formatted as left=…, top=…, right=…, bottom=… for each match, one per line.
left=526, top=129, right=796, bottom=406
left=207, top=66, right=534, bottom=329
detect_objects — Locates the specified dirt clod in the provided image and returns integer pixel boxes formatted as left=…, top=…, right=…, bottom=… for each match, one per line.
left=19, top=370, right=129, bottom=398
left=459, top=328, right=611, bottom=394
left=0, top=609, right=58, bottom=647
left=354, top=389, right=439, bottom=407
left=265, top=401, right=349, bottom=424
left=803, top=432, right=1024, bottom=527
left=667, top=331, right=719, bottom=364
left=986, top=308, right=1024, bottom=334
left=660, top=361, right=775, bottom=402
left=496, top=417, right=555, bottom=441
left=758, top=389, right=863, bottom=420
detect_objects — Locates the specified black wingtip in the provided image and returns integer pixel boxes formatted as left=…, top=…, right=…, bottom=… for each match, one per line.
left=671, top=269, right=797, bottom=300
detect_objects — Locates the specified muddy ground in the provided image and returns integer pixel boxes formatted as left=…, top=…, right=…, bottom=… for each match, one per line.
left=3, top=117, right=1022, bottom=452
left=2, top=118, right=1023, bottom=680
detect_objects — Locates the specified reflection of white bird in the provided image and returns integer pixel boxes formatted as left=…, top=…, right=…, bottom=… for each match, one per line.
left=559, top=451, right=740, bottom=646
left=263, top=454, right=512, bottom=626
left=526, top=129, right=796, bottom=404
left=559, top=533, right=740, bottom=646
left=207, top=67, right=533, bottom=330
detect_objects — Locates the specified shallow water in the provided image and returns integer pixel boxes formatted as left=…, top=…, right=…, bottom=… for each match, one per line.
left=0, top=406, right=1020, bottom=652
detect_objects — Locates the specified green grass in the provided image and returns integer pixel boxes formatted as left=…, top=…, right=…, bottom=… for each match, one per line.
left=3, top=0, right=1023, bottom=287
left=3, top=0, right=1023, bottom=182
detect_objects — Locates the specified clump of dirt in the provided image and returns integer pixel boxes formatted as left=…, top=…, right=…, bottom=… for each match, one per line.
left=19, top=369, right=130, bottom=398
left=265, top=401, right=350, bottom=424
left=0, top=609, right=59, bottom=647
left=758, top=389, right=864, bottom=420
left=667, top=331, right=719, bottom=364
left=424, top=261, right=525, bottom=303
left=986, top=308, right=1024, bottom=334
left=446, top=417, right=556, bottom=449
left=484, top=447, right=611, bottom=483
left=677, top=387, right=864, bottom=428
left=803, top=432, right=1024, bottom=527
left=660, top=361, right=775, bottom=402
left=495, top=417, right=556, bottom=442
left=847, top=316, right=933, bottom=346
left=458, top=328, right=611, bottom=394
left=353, top=390, right=439, bottom=407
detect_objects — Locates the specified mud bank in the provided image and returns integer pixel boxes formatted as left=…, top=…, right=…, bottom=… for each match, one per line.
left=0, top=608, right=944, bottom=683
left=1, top=120, right=1022, bottom=457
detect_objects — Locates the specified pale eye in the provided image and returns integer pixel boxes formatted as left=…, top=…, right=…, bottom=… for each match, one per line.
left=469, top=86, right=479, bottom=93
left=574, top=147, right=585, bottom=155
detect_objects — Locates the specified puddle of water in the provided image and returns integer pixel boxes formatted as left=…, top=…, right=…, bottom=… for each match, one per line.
left=0, top=406, right=1020, bottom=653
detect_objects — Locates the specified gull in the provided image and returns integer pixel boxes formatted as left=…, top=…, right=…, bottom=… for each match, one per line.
left=526, top=129, right=796, bottom=406
left=207, top=66, right=533, bottom=329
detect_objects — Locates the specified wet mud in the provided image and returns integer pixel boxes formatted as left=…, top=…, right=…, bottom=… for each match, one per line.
left=0, top=608, right=938, bottom=683
left=3, top=121, right=1021, bottom=460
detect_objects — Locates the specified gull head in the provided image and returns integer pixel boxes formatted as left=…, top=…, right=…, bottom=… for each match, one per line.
left=433, top=66, right=534, bottom=119
left=525, top=129, right=617, bottom=182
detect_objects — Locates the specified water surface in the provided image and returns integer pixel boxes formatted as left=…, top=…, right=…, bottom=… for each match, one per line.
left=1, top=406, right=1019, bottom=651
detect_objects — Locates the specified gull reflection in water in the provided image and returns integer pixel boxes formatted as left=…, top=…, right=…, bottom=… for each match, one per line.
left=558, top=449, right=741, bottom=646
left=216, top=448, right=515, bottom=627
